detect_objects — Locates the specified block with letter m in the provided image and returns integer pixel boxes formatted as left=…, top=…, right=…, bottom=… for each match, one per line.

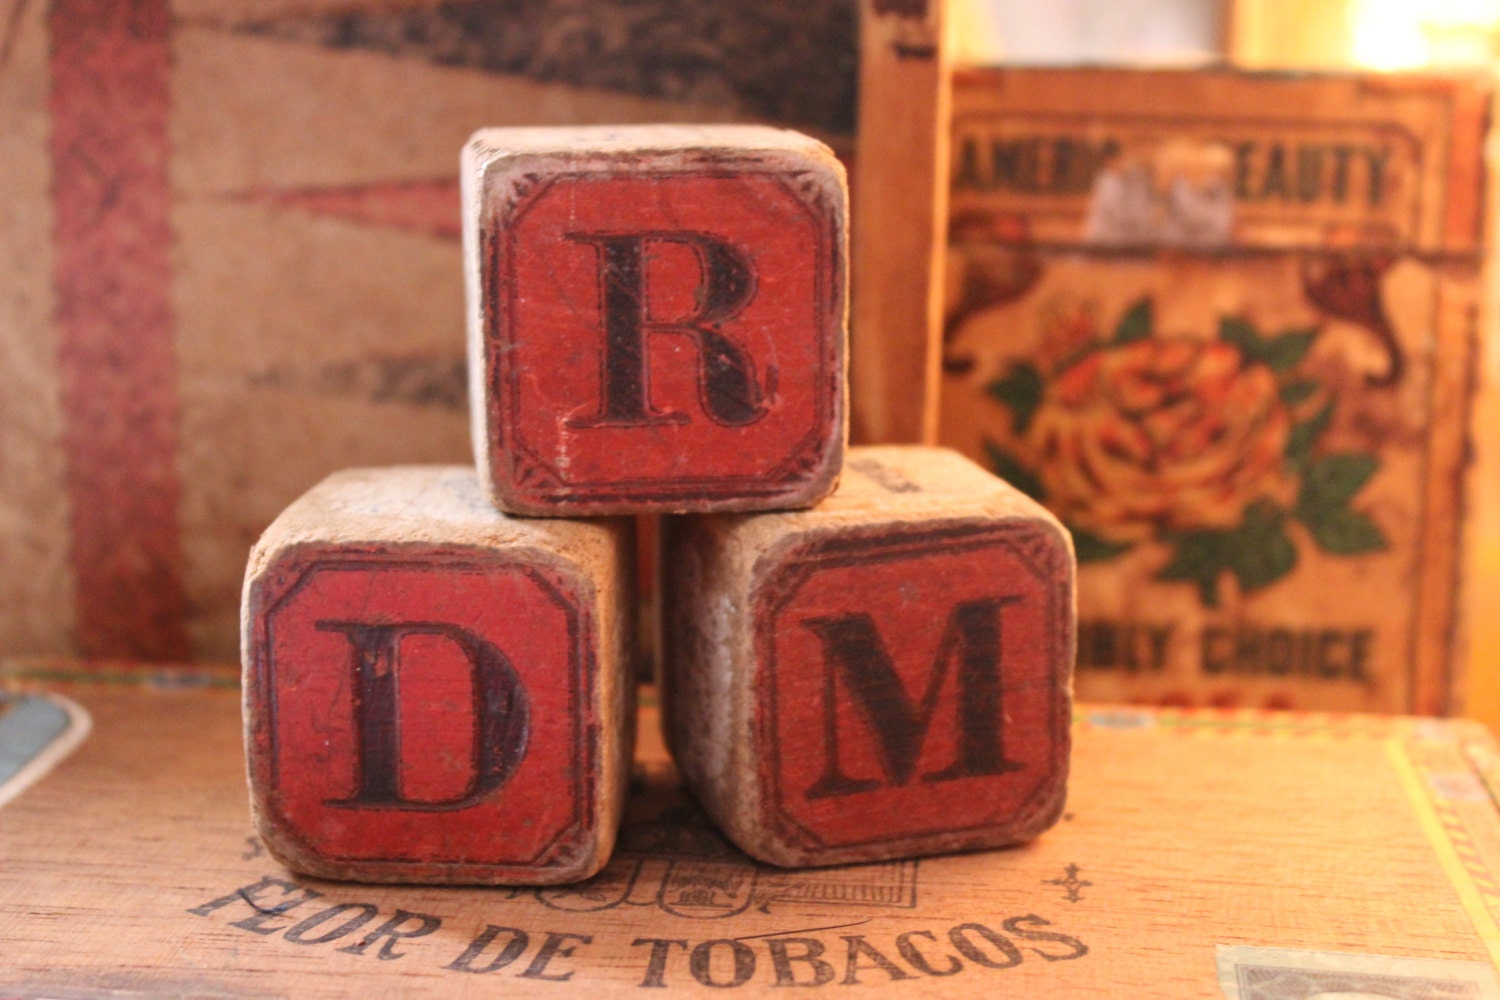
left=462, top=124, right=847, bottom=515
left=662, top=446, right=1074, bottom=866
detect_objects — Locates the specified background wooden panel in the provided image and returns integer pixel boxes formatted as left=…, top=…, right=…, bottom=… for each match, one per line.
left=0, top=0, right=857, bottom=664
left=848, top=0, right=950, bottom=445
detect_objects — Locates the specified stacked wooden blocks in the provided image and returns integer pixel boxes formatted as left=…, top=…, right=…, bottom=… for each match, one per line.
left=241, top=125, right=1075, bottom=886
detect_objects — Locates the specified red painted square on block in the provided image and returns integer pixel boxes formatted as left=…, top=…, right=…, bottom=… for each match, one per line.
left=756, top=524, right=1068, bottom=856
left=463, top=125, right=847, bottom=515
left=242, top=467, right=634, bottom=884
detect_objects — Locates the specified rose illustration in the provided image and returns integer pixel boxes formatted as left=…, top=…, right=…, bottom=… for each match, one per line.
left=1027, top=336, right=1294, bottom=543
left=982, top=297, right=1387, bottom=606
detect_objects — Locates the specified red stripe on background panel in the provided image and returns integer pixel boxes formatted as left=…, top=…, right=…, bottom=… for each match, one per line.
left=236, top=179, right=463, bottom=240
left=50, top=0, right=189, bottom=659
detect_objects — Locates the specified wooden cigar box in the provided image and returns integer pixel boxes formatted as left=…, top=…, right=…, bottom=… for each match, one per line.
left=3, top=661, right=1499, bottom=995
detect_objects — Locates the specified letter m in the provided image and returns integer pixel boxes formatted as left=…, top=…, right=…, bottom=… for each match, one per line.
left=801, top=597, right=1024, bottom=800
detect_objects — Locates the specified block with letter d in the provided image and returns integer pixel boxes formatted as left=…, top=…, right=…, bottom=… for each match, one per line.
left=462, top=124, right=847, bottom=516
left=241, top=467, right=635, bottom=884
left=662, top=446, right=1074, bottom=867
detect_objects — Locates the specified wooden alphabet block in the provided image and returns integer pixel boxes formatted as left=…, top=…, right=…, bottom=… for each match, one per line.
left=241, top=466, right=635, bottom=884
left=462, top=125, right=848, bottom=516
left=662, top=446, right=1074, bottom=867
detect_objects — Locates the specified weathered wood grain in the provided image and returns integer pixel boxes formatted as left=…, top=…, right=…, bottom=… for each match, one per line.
left=848, top=0, right=950, bottom=445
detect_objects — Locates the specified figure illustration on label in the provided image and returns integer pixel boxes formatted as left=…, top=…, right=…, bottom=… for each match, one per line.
left=981, top=294, right=1389, bottom=607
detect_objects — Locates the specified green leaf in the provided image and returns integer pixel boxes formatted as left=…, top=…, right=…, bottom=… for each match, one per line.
left=1297, top=453, right=1379, bottom=514
left=1259, top=330, right=1317, bottom=373
left=983, top=363, right=1045, bottom=434
left=1220, top=317, right=1316, bottom=372
left=1274, top=325, right=1320, bottom=343
left=1113, top=298, right=1153, bottom=344
left=1284, top=401, right=1333, bottom=469
left=982, top=440, right=1047, bottom=502
left=1278, top=380, right=1319, bottom=406
left=1303, top=507, right=1389, bottom=555
left=1156, top=532, right=1228, bottom=608
left=1156, top=503, right=1298, bottom=605
left=1225, top=504, right=1298, bottom=592
left=1293, top=452, right=1388, bottom=556
left=1156, top=533, right=1222, bottom=580
left=1218, top=316, right=1262, bottom=354
left=1070, top=527, right=1133, bottom=564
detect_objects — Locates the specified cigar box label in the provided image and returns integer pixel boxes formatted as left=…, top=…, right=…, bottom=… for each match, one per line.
left=951, top=117, right=1427, bottom=250
left=0, top=691, right=91, bottom=810
left=1215, top=946, right=1500, bottom=1000
left=246, top=551, right=595, bottom=874
left=480, top=158, right=843, bottom=510
left=752, top=524, right=1070, bottom=853
left=941, top=70, right=1485, bottom=713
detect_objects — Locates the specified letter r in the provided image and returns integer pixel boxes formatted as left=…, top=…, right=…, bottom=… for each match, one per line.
left=565, top=231, right=769, bottom=428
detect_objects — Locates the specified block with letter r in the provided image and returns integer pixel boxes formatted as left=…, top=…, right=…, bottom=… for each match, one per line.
left=241, top=467, right=635, bottom=884
left=662, top=446, right=1075, bottom=866
left=462, top=124, right=847, bottom=515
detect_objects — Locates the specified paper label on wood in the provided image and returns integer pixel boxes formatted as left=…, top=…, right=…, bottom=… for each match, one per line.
left=1214, top=945, right=1500, bottom=999
left=940, top=68, right=1486, bottom=714
left=954, top=114, right=1435, bottom=251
